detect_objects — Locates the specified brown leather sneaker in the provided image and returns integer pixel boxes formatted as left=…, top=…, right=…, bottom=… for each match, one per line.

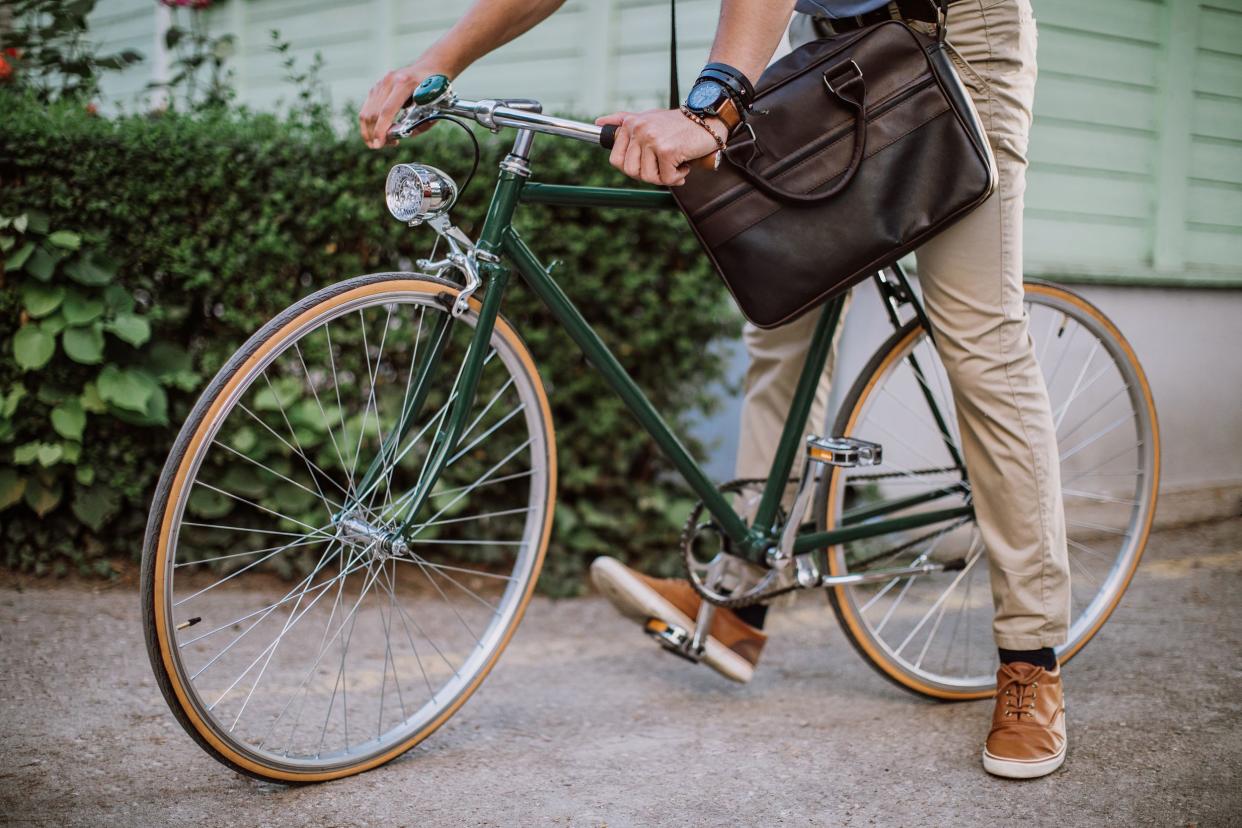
left=983, top=662, right=1067, bottom=779
left=589, top=557, right=767, bottom=683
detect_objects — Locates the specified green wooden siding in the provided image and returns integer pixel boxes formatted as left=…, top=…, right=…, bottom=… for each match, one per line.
left=87, top=0, right=1242, bottom=285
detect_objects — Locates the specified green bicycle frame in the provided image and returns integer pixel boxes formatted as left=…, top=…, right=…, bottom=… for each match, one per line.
left=364, top=165, right=972, bottom=565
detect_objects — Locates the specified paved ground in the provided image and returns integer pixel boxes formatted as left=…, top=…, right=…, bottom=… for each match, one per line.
left=1, top=517, right=1240, bottom=827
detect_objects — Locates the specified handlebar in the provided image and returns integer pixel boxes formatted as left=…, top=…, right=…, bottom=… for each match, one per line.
left=391, top=81, right=618, bottom=149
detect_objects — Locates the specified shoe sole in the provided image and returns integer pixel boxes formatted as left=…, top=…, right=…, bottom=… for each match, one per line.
left=589, top=558, right=755, bottom=684
left=981, top=743, right=1067, bottom=779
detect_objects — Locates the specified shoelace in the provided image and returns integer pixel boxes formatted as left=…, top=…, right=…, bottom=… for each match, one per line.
left=1000, top=675, right=1040, bottom=720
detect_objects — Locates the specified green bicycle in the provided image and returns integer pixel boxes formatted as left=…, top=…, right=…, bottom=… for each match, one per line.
left=141, top=76, right=1159, bottom=782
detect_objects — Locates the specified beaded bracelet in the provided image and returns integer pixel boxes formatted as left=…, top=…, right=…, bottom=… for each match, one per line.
left=679, top=105, right=727, bottom=155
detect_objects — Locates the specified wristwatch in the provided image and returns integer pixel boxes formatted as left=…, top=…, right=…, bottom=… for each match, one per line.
left=684, top=78, right=743, bottom=131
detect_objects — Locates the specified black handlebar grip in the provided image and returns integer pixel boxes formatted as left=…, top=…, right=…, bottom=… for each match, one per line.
left=402, top=93, right=415, bottom=110
left=599, top=124, right=618, bottom=150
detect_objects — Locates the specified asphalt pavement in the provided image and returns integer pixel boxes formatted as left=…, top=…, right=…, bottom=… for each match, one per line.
left=1, top=517, right=1240, bottom=827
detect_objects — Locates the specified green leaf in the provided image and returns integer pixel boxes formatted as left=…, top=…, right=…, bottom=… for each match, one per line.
left=61, top=289, right=105, bottom=325
left=13, top=214, right=29, bottom=233
left=96, top=364, right=155, bottom=414
left=102, top=284, right=135, bottom=313
left=62, top=324, right=105, bottom=364
left=23, top=211, right=48, bottom=234
left=51, top=399, right=86, bottom=441
left=25, top=246, right=57, bottom=282
left=13, top=325, right=56, bottom=371
left=228, top=426, right=257, bottom=454
left=14, top=442, right=41, bottom=465
left=105, top=311, right=151, bottom=347
left=1, top=386, right=27, bottom=419
left=254, top=377, right=301, bottom=412
left=75, top=464, right=96, bottom=486
left=36, top=443, right=64, bottom=467
left=220, top=466, right=267, bottom=499
left=188, top=487, right=232, bottom=519
left=62, top=441, right=81, bottom=464
left=47, top=230, right=82, bottom=250
left=23, top=476, right=62, bottom=517
left=37, top=383, right=69, bottom=406
left=80, top=383, right=107, bottom=414
left=40, top=314, right=67, bottom=336
left=64, top=255, right=114, bottom=286
left=147, top=342, right=200, bottom=390
left=6, top=241, right=35, bottom=271
left=20, top=282, right=65, bottom=318
left=72, top=483, right=121, bottom=531
left=0, top=468, right=25, bottom=511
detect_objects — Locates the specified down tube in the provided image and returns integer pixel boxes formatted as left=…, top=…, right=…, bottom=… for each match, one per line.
left=501, top=228, right=756, bottom=551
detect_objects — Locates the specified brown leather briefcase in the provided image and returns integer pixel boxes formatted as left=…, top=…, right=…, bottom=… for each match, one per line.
left=672, top=14, right=996, bottom=329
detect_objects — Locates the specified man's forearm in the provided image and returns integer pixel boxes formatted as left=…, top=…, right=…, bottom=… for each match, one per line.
left=417, top=0, right=566, bottom=77
left=708, top=0, right=797, bottom=84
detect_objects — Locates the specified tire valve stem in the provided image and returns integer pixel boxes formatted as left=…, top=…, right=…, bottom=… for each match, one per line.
left=176, top=617, right=202, bottom=631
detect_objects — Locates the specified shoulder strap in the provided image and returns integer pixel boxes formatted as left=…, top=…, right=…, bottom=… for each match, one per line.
left=669, top=0, right=680, bottom=109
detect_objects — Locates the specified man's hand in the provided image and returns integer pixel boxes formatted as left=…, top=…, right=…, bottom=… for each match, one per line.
left=359, top=62, right=442, bottom=149
left=595, top=109, right=724, bottom=186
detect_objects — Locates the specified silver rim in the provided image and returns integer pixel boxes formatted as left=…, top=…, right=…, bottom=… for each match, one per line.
left=157, top=286, right=551, bottom=773
left=827, top=287, right=1156, bottom=695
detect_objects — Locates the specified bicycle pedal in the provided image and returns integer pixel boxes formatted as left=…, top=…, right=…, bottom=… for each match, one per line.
left=643, top=618, right=704, bottom=664
left=807, top=435, right=883, bottom=468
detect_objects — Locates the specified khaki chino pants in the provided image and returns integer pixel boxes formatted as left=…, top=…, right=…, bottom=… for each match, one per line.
left=738, top=0, right=1069, bottom=649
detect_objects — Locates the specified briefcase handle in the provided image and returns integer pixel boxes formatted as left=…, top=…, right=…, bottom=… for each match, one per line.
left=722, top=60, right=868, bottom=206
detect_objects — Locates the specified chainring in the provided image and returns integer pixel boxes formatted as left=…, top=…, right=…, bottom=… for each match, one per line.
left=680, top=478, right=802, bottom=609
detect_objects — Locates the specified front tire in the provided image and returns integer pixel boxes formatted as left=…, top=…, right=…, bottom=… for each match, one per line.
left=141, top=274, right=556, bottom=782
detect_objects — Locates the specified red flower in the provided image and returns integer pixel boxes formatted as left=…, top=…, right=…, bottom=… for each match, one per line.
left=0, top=56, right=11, bottom=82
left=3, top=47, right=20, bottom=59
left=86, top=102, right=99, bottom=115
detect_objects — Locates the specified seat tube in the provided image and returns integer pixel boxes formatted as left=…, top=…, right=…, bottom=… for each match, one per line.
left=750, top=297, right=846, bottom=535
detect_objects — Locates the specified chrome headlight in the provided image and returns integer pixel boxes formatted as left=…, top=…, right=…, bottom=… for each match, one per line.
left=385, top=163, right=458, bottom=224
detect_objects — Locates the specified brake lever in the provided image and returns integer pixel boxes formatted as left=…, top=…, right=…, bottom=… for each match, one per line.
left=388, top=109, right=434, bottom=141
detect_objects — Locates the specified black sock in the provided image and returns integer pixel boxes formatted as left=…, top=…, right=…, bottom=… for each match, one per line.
left=998, top=646, right=1057, bottom=671
left=734, top=604, right=768, bottom=630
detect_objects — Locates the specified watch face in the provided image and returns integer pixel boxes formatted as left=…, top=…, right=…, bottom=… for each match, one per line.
left=686, top=79, right=726, bottom=114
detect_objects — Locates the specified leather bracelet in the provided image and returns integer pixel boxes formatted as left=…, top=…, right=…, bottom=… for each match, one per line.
left=697, top=62, right=756, bottom=108
left=680, top=105, right=726, bottom=153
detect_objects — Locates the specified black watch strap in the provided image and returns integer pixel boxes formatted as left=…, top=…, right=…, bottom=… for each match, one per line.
left=696, top=61, right=755, bottom=108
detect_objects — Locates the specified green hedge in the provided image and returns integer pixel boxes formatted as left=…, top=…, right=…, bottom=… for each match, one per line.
left=0, top=92, right=740, bottom=594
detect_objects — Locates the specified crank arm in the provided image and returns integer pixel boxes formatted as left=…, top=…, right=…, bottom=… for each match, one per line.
left=812, top=557, right=967, bottom=588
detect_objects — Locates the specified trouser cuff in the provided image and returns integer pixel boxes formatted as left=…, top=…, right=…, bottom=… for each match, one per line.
left=993, top=633, right=1066, bottom=650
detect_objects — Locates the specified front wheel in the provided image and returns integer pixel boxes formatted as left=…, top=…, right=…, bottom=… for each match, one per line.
left=817, top=281, right=1159, bottom=700
left=141, top=274, right=556, bottom=782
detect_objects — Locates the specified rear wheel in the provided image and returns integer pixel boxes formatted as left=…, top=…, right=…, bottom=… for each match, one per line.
left=141, top=274, right=556, bottom=781
left=817, top=281, right=1159, bottom=700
